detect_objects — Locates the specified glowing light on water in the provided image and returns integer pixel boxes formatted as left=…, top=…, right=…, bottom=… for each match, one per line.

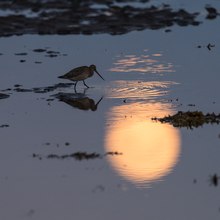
left=105, top=102, right=181, bottom=188
left=106, top=80, right=178, bottom=100
left=104, top=77, right=180, bottom=188
left=109, top=50, right=174, bottom=74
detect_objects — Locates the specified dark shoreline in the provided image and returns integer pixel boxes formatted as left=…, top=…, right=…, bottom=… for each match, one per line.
left=1, top=0, right=218, bottom=37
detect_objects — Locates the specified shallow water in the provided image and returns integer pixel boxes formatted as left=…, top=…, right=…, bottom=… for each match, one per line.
left=0, top=2, right=220, bottom=220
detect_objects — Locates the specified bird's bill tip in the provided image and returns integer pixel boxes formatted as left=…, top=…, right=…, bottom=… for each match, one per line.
left=95, top=70, right=105, bottom=81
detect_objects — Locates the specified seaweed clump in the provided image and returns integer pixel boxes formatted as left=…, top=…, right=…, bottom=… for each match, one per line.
left=152, top=111, right=220, bottom=129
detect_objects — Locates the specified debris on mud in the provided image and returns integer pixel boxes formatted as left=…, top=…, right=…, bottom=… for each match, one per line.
left=47, top=152, right=101, bottom=160
left=105, top=152, right=123, bottom=156
left=0, top=124, right=9, bottom=128
left=205, top=6, right=220, bottom=19
left=207, top=43, right=215, bottom=51
left=209, top=174, right=220, bottom=187
left=32, top=153, right=42, bottom=160
left=0, top=93, right=10, bottom=99
left=32, top=83, right=75, bottom=93
left=196, top=43, right=215, bottom=50
left=33, top=48, right=47, bottom=53
left=0, top=83, right=74, bottom=94
left=43, top=142, right=72, bottom=147
left=14, top=52, right=28, bottom=56
left=14, top=84, right=22, bottom=87
left=152, top=111, right=220, bottom=129
left=14, top=87, right=33, bottom=92
left=32, top=151, right=122, bottom=160
left=32, top=48, right=63, bottom=58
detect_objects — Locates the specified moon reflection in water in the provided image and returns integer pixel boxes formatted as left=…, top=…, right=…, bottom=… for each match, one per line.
left=105, top=81, right=180, bottom=187
left=105, top=50, right=180, bottom=188
left=105, top=82, right=181, bottom=188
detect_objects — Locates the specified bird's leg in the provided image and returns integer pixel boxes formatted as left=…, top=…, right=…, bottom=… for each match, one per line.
left=74, top=81, right=78, bottom=92
left=83, top=80, right=90, bottom=88
left=83, top=87, right=89, bottom=95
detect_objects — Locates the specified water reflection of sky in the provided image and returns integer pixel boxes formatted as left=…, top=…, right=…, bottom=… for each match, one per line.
left=0, top=6, right=219, bottom=218
left=105, top=103, right=181, bottom=188
left=110, top=50, right=174, bottom=74
left=106, top=80, right=178, bottom=100
left=105, top=87, right=181, bottom=187
left=105, top=51, right=181, bottom=187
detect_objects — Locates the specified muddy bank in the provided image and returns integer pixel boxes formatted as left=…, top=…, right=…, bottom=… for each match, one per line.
left=0, top=0, right=213, bottom=36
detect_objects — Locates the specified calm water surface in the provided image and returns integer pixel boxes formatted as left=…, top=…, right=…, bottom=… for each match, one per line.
left=0, top=2, right=220, bottom=220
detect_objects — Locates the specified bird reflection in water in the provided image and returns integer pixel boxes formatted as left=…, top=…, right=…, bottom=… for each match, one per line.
left=55, top=92, right=103, bottom=111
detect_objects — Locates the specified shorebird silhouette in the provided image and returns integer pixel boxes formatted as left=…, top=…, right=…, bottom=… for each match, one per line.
left=58, top=64, right=104, bottom=90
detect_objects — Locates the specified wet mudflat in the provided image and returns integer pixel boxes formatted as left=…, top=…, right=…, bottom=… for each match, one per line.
left=0, top=1, right=220, bottom=220
left=0, top=0, right=200, bottom=36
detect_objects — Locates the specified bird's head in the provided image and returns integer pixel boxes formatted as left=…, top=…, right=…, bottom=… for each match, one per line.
left=89, top=64, right=97, bottom=71
left=89, top=64, right=105, bottom=81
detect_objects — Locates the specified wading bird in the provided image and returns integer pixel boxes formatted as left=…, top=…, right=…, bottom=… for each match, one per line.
left=58, top=64, right=104, bottom=90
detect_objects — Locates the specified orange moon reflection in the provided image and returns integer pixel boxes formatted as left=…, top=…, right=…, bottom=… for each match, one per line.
left=104, top=103, right=181, bottom=187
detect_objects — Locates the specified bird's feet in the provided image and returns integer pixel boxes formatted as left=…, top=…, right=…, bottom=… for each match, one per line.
left=83, top=80, right=90, bottom=88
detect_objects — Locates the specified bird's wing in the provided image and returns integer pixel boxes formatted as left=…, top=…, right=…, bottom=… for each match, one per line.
left=65, top=66, right=88, bottom=78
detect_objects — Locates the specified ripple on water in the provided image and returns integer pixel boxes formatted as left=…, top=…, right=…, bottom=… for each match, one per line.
left=106, top=80, right=178, bottom=100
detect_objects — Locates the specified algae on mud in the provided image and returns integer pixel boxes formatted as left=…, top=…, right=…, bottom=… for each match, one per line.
left=152, top=111, right=220, bottom=129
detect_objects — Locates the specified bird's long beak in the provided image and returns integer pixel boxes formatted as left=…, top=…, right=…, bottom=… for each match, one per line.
left=91, top=96, right=103, bottom=111
left=95, top=70, right=105, bottom=81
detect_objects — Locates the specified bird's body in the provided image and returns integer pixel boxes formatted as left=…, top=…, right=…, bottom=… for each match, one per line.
left=58, top=65, right=104, bottom=90
left=59, top=66, right=93, bottom=81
